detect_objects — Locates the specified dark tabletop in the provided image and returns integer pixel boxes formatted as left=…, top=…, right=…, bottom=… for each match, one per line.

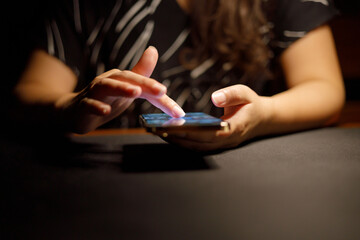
left=1, top=128, right=360, bottom=240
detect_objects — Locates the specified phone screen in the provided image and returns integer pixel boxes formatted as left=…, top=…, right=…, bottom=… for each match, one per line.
left=140, top=112, right=229, bottom=131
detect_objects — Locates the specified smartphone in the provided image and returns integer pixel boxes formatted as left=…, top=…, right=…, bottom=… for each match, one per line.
left=139, top=112, right=230, bottom=133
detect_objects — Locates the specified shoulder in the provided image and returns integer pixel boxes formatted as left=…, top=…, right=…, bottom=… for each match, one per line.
left=266, top=0, right=339, bottom=56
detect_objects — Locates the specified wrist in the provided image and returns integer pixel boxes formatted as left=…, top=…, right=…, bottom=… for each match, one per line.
left=54, top=92, right=77, bottom=111
left=257, top=96, right=276, bottom=136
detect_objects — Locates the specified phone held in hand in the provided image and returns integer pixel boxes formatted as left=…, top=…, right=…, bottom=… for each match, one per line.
left=139, top=112, right=230, bottom=134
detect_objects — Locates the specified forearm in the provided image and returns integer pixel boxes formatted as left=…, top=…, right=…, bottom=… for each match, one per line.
left=263, top=79, right=345, bottom=135
left=263, top=25, right=345, bottom=135
left=8, top=50, right=79, bottom=132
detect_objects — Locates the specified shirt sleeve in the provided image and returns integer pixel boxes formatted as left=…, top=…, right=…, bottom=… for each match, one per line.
left=27, top=1, right=88, bottom=89
left=268, top=0, right=339, bottom=57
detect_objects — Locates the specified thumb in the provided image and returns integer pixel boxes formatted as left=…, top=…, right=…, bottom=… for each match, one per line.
left=131, top=46, right=159, bottom=77
left=211, top=84, right=256, bottom=107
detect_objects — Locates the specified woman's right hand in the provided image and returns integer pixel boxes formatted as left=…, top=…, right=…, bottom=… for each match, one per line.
left=56, top=46, right=185, bottom=134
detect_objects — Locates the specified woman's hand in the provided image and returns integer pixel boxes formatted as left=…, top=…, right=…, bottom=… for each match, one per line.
left=161, top=84, right=272, bottom=151
left=161, top=25, right=345, bottom=152
left=56, top=47, right=185, bottom=133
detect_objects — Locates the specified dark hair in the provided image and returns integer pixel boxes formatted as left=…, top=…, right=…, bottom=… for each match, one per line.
left=182, top=0, right=272, bottom=76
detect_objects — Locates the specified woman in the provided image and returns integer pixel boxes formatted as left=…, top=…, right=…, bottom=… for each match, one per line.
left=11, top=0, right=345, bottom=151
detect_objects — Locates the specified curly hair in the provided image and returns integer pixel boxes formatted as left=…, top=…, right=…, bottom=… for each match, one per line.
left=182, top=0, right=272, bottom=76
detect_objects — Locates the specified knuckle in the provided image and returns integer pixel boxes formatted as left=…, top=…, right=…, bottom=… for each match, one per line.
left=233, top=84, right=246, bottom=94
left=145, top=77, right=155, bottom=85
left=91, top=78, right=105, bottom=91
left=121, top=70, right=132, bottom=76
left=113, top=70, right=127, bottom=80
left=96, top=78, right=105, bottom=86
left=79, top=97, right=90, bottom=107
left=234, top=84, right=249, bottom=93
left=108, top=69, right=129, bottom=80
left=108, top=69, right=122, bottom=75
left=97, top=69, right=121, bottom=78
left=119, top=70, right=145, bottom=84
left=234, top=122, right=246, bottom=133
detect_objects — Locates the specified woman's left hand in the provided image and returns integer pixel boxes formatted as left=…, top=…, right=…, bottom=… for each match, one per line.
left=160, top=84, right=273, bottom=151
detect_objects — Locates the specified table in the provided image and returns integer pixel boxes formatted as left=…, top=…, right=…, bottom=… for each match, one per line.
left=1, top=128, right=360, bottom=239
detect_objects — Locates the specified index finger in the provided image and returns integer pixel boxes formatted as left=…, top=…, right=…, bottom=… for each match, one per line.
left=146, top=94, right=185, bottom=118
left=110, top=70, right=167, bottom=98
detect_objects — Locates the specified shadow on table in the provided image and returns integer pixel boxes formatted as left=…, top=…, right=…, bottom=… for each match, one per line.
left=44, top=142, right=217, bottom=173
left=122, top=143, right=217, bottom=172
left=1, top=134, right=217, bottom=173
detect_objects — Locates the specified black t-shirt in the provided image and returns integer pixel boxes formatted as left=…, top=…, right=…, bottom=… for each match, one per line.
left=30, top=0, right=338, bottom=128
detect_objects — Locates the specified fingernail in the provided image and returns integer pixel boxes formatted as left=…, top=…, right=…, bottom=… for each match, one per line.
left=147, top=45, right=157, bottom=52
left=212, top=91, right=226, bottom=106
left=172, top=106, right=185, bottom=118
left=101, top=105, right=111, bottom=115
